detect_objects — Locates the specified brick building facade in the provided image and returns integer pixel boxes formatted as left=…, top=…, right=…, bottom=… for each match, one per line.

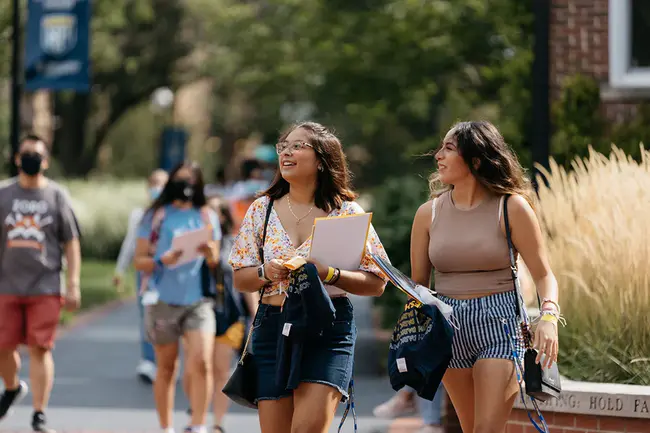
left=550, top=0, right=650, bottom=123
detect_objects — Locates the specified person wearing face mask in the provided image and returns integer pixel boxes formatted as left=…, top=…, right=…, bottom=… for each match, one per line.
left=134, top=161, right=221, bottom=433
left=113, top=169, right=169, bottom=383
left=0, top=134, right=81, bottom=433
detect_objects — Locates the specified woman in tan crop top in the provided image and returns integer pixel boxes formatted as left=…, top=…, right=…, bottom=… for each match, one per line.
left=410, top=121, right=560, bottom=433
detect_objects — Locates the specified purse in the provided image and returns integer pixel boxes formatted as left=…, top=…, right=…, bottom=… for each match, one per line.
left=222, top=198, right=274, bottom=409
left=503, top=195, right=561, bottom=402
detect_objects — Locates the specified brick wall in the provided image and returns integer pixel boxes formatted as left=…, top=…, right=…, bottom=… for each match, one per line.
left=550, top=0, right=608, bottom=99
left=550, top=0, right=639, bottom=122
left=507, top=408, right=650, bottom=433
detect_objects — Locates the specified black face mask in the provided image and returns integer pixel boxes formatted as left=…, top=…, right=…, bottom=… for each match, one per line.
left=169, top=179, right=195, bottom=202
left=19, top=153, right=43, bottom=176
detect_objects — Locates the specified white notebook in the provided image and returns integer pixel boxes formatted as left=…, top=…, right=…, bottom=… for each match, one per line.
left=308, top=212, right=372, bottom=271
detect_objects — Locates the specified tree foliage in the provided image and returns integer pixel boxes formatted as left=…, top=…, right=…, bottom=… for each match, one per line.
left=188, top=0, right=534, bottom=186
left=52, top=0, right=192, bottom=176
left=1, top=0, right=534, bottom=181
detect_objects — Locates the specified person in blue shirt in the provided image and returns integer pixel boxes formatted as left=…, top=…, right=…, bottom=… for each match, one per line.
left=134, top=161, right=221, bottom=433
left=113, top=168, right=169, bottom=384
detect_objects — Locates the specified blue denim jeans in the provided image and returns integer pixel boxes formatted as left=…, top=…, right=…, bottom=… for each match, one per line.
left=137, top=273, right=156, bottom=363
left=406, top=383, right=445, bottom=425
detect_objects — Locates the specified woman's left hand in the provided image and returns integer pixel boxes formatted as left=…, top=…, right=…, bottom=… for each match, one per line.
left=533, top=319, right=558, bottom=369
left=198, top=241, right=219, bottom=263
left=306, top=257, right=330, bottom=281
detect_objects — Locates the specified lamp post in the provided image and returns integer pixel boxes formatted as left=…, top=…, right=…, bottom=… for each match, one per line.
left=150, top=86, right=175, bottom=170
left=530, top=0, right=551, bottom=190
left=9, top=0, right=21, bottom=177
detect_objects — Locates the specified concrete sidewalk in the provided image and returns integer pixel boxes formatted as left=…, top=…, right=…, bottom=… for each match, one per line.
left=1, top=300, right=402, bottom=433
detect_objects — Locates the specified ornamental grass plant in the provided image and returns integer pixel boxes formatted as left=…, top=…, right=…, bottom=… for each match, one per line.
left=536, top=146, right=650, bottom=385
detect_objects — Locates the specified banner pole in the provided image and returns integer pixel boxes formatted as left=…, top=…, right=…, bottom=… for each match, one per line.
left=10, top=0, right=21, bottom=177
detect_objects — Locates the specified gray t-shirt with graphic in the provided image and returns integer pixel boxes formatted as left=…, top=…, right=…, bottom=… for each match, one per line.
left=0, top=178, right=80, bottom=296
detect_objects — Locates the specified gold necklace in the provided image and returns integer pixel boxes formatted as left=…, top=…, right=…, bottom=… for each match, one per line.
left=287, top=196, right=314, bottom=226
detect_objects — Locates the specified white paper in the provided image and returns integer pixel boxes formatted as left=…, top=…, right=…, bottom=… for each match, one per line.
left=308, top=213, right=372, bottom=271
left=369, top=253, right=459, bottom=328
left=169, top=226, right=212, bottom=268
left=370, top=253, right=433, bottom=303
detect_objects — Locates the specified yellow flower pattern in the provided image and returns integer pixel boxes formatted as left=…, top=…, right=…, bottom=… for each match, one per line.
left=228, top=195, right=390, bottom=297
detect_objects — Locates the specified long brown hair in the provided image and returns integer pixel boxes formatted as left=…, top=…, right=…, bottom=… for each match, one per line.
left=428, top=121, right=534, bottom=206
left=262, top=122, right=357, bottom=212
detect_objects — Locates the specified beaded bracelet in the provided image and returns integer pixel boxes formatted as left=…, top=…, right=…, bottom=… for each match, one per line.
left=541, top=298, right=561, bottom=314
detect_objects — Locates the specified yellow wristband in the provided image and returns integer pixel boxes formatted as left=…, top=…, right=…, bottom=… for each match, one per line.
left=541, top=314, right=558, bottom=324
left=324, top=266, right=335, bottom=283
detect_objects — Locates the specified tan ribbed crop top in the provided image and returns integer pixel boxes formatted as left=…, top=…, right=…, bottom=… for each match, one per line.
left=428, top=191, right=515, bottom=296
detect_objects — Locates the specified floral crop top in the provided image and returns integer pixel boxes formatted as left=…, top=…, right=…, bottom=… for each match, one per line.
left=228, top=195, right=390, bottom=297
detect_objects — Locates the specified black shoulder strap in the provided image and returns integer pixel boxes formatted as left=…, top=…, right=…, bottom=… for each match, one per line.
left=503, top=195, right=524, bottom=321
left=259, top=198, right=274, bottom=265
left=254, top=197, right=275, bottom=304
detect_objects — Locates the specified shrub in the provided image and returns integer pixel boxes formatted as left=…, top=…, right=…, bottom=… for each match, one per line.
left=63, top=179, right=147, bottom=260
left=537, top=146, right=650, bottom=385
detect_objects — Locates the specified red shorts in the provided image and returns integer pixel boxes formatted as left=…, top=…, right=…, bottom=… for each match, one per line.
left=0, top=295, right=63, bottom=350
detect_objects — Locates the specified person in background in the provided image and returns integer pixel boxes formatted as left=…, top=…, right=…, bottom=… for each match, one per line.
left=254, top=144, right=279, bottom=183
left=229, top=159, right=270, bottom=202
left=0, top=134, right=81, bottom=433
left=183, top=196, right=259, bottom=432
left=204, top=168, right=231, bottom=200
left=134, top=161, right=221, bottom=433
left=113, top=169, right=169, bottom=383
left=373, top=385, right=446, bottom=433
left=230, top=159, right=272, bottom=233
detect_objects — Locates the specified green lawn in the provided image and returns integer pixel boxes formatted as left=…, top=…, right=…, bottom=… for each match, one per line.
left=59, top=260, right=136, bottom=324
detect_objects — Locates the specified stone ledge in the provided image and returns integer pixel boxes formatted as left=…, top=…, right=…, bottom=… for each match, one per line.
left=513, top=378, right=650, bottom=419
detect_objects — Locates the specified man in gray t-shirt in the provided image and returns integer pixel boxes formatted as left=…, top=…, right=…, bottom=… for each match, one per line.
left=0, top=134, right=81, bottom=433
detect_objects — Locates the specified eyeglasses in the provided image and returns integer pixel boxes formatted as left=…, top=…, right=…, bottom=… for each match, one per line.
left=275, top=141, right=313, bottom=155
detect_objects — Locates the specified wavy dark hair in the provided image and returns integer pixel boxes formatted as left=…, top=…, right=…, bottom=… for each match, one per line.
left=262, top=121, right=357, bottom=212
left=429, top=121, right=534, bottom=206
left=217, top=201, right=235, bottom=235
left=148, top=160, right=207, bottom=212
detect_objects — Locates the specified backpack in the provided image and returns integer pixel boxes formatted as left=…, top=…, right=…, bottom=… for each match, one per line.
left=198, top=210, right=245, bottom=335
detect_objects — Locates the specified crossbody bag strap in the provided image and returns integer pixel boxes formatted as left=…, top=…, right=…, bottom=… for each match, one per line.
left=239, top=198, right=275, bottom=361
left=503, top=195, right=534, bottom=346
left=502, top=196, right=526, bottom=323
left=259, top=198, right=274, bottom=264
left=256, top=197, right=274, bottom=301
left=502, top=194, right=550, bottom=433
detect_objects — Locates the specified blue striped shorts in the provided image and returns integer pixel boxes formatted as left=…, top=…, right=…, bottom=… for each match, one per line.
left=437, top=290, right=525, bottom=369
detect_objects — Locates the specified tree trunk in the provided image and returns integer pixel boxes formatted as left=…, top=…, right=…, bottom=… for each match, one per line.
left=53, top=92, right=94, bottom=177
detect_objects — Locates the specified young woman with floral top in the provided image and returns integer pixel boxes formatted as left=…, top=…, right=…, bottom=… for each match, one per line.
left=229, top=122, right=390, bottom=433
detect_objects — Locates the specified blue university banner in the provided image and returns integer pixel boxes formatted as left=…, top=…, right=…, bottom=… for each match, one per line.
left=24, top=0, right=91, bottom=92
left=159, top=127, right=188, bottom=172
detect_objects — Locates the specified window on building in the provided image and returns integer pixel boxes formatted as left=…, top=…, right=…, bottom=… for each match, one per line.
left=631, top=0, right=650, bottom=68
left=609, top=0, right=650, bottom=88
